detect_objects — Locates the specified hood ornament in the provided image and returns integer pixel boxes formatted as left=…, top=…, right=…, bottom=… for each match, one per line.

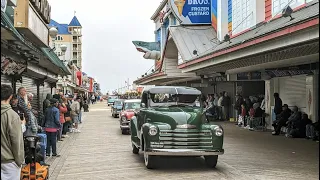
left=177, top=124, right=196, bottom=129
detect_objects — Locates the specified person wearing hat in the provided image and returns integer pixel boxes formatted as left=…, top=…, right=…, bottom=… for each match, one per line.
left=41, top=98, right=61, bottom=157
left=272, top=104, right=292, bottom=135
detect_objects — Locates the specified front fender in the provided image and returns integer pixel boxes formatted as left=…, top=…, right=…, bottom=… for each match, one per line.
left=130, top=116, right=138, bottom=136
left=202, top=124, right=224, bottom=150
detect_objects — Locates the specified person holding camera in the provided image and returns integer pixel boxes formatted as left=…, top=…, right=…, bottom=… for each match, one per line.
left=1, top=85, right=25, bottom=180
left=10, top=94, right=27, bottom=133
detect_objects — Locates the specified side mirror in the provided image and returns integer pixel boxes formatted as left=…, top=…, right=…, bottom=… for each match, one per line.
left=141, top=103, right=146, bottom=108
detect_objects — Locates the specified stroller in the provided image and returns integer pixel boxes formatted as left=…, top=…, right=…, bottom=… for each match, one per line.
left=21, top=136, right=49, bottom=180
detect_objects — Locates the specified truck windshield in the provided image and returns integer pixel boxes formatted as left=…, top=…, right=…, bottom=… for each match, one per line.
left=150, top=93, right=201, bottom=107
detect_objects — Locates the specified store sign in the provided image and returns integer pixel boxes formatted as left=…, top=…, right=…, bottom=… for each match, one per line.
left=14, top=0, right=50, bottom=46
left=237, top=72, right=261, bottom=80
left=1, top=0, right=7, bottom=12
left=265, top=65, right=315, bottom=78
left=29, top=0, right=51, bottom=24
left=169, top=0, right=211, bottom=24
left=28, top=6, right=49, bottom=46
left=208, top=76, right=227, bottom=82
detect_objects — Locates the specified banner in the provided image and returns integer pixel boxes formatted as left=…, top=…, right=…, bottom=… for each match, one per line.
left=169, top=0, right=211, bottom=24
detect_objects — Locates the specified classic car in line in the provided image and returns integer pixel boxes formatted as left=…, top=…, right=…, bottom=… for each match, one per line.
left=119, top=99, right=141, bottom=134
left=111, top=99, right=124, bottom=118
left=130, top=86, right=224, bottom=169
left=107, top=95, right=118, bottom=106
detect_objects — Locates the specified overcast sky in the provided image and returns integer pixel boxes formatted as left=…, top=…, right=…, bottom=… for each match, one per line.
left=48, top=0, right=160, bottom=93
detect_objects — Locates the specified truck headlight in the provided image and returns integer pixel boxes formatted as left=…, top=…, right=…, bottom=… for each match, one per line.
left=148, top=126, right=158, bottom=136
left=121, top=116, right=126, bottom=121
left=214, top=127, right=223, bottom=136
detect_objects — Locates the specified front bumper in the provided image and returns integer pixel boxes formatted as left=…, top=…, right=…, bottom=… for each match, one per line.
left=145, top=149, right=224, bottom=156
left=120, top=125, right=130, bottom=129
left=120, top=120, right=130, bottom=129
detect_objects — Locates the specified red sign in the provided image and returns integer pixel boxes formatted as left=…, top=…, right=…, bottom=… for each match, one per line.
left=89, top=78, right=93, bottom=93
left=76, top=71, right=82, bottom=86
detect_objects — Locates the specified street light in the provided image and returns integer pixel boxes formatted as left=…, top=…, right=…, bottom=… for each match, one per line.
left=49, top=27, right=58, bottom=51
left=60, top=44, right=67, bottom=63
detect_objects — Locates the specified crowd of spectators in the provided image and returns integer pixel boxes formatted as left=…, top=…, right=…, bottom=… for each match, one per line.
left=1, top=84, right=90, bottom=179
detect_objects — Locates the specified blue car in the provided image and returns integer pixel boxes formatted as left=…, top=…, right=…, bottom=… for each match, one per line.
left=108, top=96, right=118, bottom=106
left=111, top=99, right=124, bottom=118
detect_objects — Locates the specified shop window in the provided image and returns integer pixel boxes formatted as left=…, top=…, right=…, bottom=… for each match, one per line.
left=271, top=0, right=305, bottom=17
left=231, top=0, right=254, bottom=34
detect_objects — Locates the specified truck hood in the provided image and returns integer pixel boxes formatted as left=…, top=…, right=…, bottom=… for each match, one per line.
left=150, top=106, right=204, bottom=129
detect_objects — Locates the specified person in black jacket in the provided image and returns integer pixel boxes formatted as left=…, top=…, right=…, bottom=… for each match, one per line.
left=272, top=104, right=291, bottom=135
left=273, top=93, right=283, bottom=116
left=221, top=92, right=231, bottom=121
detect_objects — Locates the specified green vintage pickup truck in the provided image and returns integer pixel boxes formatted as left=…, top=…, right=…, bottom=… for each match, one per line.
left=130, top=86, right=224, bottom=169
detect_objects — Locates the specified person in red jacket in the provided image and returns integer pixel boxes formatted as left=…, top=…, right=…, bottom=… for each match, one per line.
left=57, top=98, right=67, bottom=141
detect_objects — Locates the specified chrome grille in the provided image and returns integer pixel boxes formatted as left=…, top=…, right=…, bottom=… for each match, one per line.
left=159, top=129, right=213, bottom=149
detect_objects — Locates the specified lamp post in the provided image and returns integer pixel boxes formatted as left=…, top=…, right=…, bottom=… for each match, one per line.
left=49, top=27, right=58, bottom=50
left=60, top=44, right=67, bottom=63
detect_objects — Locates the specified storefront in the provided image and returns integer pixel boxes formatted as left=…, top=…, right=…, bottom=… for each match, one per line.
left=266, top=63, right=319, bottom=123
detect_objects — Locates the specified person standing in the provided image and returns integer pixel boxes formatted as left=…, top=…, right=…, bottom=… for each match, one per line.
left=17, top=87, right=37, bottom=136
left=222, top=92, right=231, bottom=121
left=91, top=94, right=95, bottom=104
left=217, top=92, right=224, bottom=120
left=42, top=98, right=61, bottom=157
left=273, top=93, right=283, bottom=116
left=79, top=96, right=84, bottom=124
left=57, top=99, right=67, bottom=141
left=71, top=97, right=81, bottom=133
left=62, top=97, right=72, bottom=137
left=235, top=94, right=244, bottom=124
left=43, top=93, right=52, bottom=113
left=1, top=85, right=24, bottom=180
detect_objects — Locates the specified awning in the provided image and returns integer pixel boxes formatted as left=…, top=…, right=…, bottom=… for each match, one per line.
left=1, top=11, right=39, bottom=53
left=169, top=25, right=218, bottom=62
left=178, top=1, right=319, bottom=71
left=41, top=48, right=72, bottom=75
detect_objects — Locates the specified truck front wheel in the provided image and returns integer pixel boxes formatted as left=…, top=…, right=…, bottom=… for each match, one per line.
left=204, top=155, right=218, bottom=168
left=144, top=139, right=156, bottom=169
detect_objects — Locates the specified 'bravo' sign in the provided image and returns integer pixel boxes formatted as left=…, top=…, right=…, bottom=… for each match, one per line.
left=30, top=0, right=51, bottom=24
left=169, top=0, right=211, bottom=24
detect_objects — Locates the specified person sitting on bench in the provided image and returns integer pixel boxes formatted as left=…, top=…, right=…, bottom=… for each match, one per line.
left=272, top=104, right=291, bottom=135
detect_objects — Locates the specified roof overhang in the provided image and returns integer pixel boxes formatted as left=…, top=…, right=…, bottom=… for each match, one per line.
left=178, top=2, right=319, bottom=72
left=180, top=19, right=319, bottom=74
left=150, top=0, right=168, bottom=20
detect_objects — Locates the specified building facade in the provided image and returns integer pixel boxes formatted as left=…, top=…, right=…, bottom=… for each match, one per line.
left=134, top=0, right=319, bottom=126
left=1, top=0, right=70, bottom=114
left=49, top=16, right=83, bottom=69
left=48, top=15, right=83, bottom=95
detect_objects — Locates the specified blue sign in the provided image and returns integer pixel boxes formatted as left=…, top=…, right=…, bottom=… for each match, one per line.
left=170, top=0, right=211, bottom=24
